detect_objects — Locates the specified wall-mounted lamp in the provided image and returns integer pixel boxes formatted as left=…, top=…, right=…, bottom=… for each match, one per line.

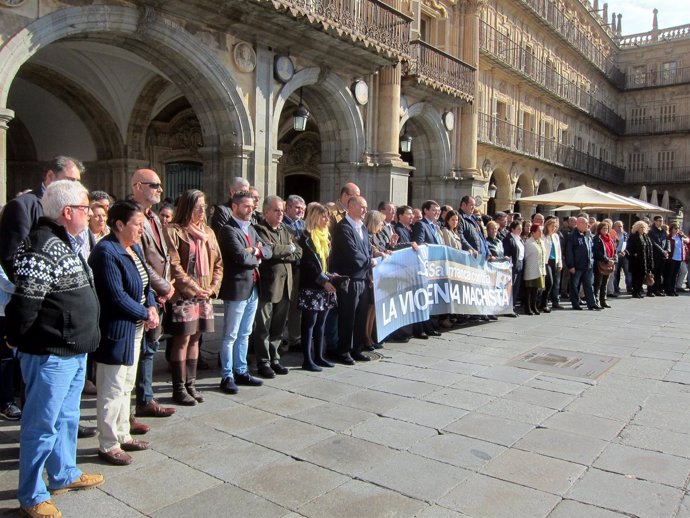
left=515, top=186, right=522, bottom=200
left=488, top=183, right=497, bottom=199
left=293, top=88, right=309, bottom=132
left=400, top=129, right=412, bottom=153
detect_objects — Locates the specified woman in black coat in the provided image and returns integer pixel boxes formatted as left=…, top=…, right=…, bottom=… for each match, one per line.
left=298, top=203, right=339, bottom=371
left=627, top=220, right=655, bottom=299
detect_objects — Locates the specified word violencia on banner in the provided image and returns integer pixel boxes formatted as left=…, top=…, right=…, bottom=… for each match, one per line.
left=373, top=245, right=514, bottom=338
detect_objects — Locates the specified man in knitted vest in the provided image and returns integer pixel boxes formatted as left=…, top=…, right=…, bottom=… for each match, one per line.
left=6, top=180, right=104, bottom=518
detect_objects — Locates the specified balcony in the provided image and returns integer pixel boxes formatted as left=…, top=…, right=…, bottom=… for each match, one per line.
left=625, top=115, right=690, bottom=135
left=619, top=23, right=690, bottom=48
left=253, top=0, right=412, bottom=58
left=625, top=166, right=690, bottom=184
left=625, top=67, right=690, bottom=90
left=402, top=40, right=475, bottom=102
left=478, top=112, right=625, bottom=184
left=514, top=0, right=625, bottom=88
left=479, top=22, right=625, bottom=135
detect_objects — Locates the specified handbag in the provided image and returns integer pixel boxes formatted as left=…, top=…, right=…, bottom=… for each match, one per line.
left=597, top=260, right=614, bottom=275
left=645, top=272, right=655, bottom=286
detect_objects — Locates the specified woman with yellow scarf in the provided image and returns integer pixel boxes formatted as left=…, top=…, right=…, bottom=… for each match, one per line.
left=297, top=203, right=339, bottom=371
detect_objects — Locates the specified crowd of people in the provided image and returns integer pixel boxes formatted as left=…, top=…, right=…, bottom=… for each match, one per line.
left=0, top=156, right=688, bottom=518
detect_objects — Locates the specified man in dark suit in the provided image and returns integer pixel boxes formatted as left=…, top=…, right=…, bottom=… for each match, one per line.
left=130, top=168, right=176, bottom=420
left=378, top=201, right=398, bottom=250
left=217, top=191, right=273, bottom=394
left=410, top=200, right=444, bottom=336
left=565, top=216, right=599, bottom=310
left=394, top=205, right=414, bottom=245
left=648, top=215, right=670, bottom=296
left=210, top=176, right=250, bottom=235
left=251, top=196, right=302, bottom=378
left=412, top=200, right=443, bottom=246
left=502, top=220, right=524, bottom=316
left=329, top=196, right=374, bottom=365
left=458, top=195, right=492, bottom=259
left=0, top=156, right=82, bottom=278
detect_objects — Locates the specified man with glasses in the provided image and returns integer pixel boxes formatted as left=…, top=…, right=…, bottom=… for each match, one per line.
left=282, top=195, right=306, bottom=352
left=0, top=155, right=98, bottom=439
left=211, top=176, right=250, bottom=235
left=7, top=179, right=104, bottom=518
left=249, top=186, right=263, bottom=225
left=130, top=169, right=176, bottom=423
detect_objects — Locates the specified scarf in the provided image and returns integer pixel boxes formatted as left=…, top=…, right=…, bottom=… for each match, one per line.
left=186, top=223, right=210, bottom=278
left=601, top=233, right=614, bottom=259
left=311, top=226, right=330, bottom=271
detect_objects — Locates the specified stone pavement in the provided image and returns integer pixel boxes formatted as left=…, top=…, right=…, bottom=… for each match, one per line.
left=2, top=293, right=690, bottom=517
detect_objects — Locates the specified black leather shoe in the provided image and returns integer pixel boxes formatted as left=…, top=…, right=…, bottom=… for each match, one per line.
left=335, top=354, right=355, bottom=365
left=609, top=293, right=619, bottom=298
left=257, top=364, right=276, bottom=379
left=506, top=312, right=518, bottom=318
left=588, top=305, right=602, bottom=311
left=77, top=425, right=97, bottom=439
left=427, top=330, right=442, bottom=337
left=551, top=304, right=566, bottom=309
left=487, top=315, right=498, bottom=321
left=362, top=345, right=376, bottom=352
left=351, top=352, right=371, bottom=362
left=271, top=363, right=289, bottom=375
left=601, top=302, right=611, bottom=308
left=413, top=333, right=429, bottom=340
left=647, top=292, right=656, bottom=297
left=235, top=372, right=263, bottom=386
left=572, top=305, right=583, bottom=310
left=220, top=377, right=239, bottom=394
left=657, top=292, right=666, bottom=297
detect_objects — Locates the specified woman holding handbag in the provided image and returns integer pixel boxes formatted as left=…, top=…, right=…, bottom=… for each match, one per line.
left=592, top=221, right=616, bottom=308
left=627, top=221, right=654, bottom=299
left=164, top=190, right=223, bottom=405
left=523, top=223, right=547, bottom=315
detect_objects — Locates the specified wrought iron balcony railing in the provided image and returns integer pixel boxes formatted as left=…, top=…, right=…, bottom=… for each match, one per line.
left=625, top=66, right=690, bottom=90
left=625, top=166, right=690, bottom=184
left=480, top=22, right=625, bottom=135
left=403, top=40, right=475, bottom=101
left=513, top=0, right=625, bottom=88
left=257, top=0, right=412, bottom=57
left=625, top=114, right=690, bottom=135
left=478, top=112, right=625, bottom=184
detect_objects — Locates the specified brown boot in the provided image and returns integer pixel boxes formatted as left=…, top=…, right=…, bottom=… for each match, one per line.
left=171, top=361, right=197, bottom=406
left=185, top=359, right=204, bottom=403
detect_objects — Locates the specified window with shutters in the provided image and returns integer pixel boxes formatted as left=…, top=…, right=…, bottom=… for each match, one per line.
left=628, top=153, right=644, bottom=173
left=658, top=151, right=674, bottom=171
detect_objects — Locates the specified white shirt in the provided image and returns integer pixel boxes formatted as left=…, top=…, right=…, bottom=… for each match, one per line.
left=512, top=233, right=525, bottom=261
left=345, top=214, right=364, bottom=241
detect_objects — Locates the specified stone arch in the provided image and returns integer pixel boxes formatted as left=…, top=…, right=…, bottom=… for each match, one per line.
left=127, top=76, right=172, bottom=161
left=402, top=102, right=451, bottom=205
left=275, top=68, right=365, bottom=164
left=0, top=5, right=253, bottom=153
left=536, top=177, right=552, bottom=195
left=16, top=63, right=124, bottom=161
left=489, top=167, right=512, bottom=212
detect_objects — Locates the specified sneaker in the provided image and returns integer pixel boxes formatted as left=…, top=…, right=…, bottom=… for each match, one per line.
left=20, top=499, right=61, bottom=518
left=50, top=473, right=104, bottom=495
left=1, top=402, right=22, bottom=420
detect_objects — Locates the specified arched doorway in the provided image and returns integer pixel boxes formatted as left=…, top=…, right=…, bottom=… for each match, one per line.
left=535, top=178, right=552, bottom=215
left=0, top=5, right=252, bottom=202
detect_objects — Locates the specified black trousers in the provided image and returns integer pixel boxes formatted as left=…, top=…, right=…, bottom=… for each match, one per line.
left=336, top=279, right=368, bottom=357
left=651, top=254, right=665, bottom=293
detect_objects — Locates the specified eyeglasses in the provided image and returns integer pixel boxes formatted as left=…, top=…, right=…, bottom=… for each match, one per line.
left=139, top=182, right=162, bottom=189
left=69, top=205, right=91, bottom=213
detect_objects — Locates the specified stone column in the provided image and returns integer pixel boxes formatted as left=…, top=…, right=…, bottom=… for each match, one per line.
left=0, top=108, right=14, bottom=204
left=458, top=0, right=481, bottom=177
left=376, top=63, right=402, bottom=163
left=252, top=45, right=276, bottom=197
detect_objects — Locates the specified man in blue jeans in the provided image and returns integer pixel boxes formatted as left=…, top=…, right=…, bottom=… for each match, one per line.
left=217, top=191, right=273, bottom=394
left=6, top=180, right=104, bottom=518
left=565, top=216, right=600, bottom=310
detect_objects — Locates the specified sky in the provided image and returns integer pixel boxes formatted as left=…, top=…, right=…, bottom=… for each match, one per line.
left=610, top=0, right=690, bottom=35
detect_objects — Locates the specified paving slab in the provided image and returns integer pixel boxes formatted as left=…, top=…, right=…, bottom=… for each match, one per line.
left=476, top=397, right=557, bottom=425
left=618, top=423, right=690, bottom=459
left=349, top=416, right=437, bottom=450
left=540, top=411, right=626, bottom=441
left=410, top=433, right=506, bottom=470
left=438, top=473, right=561, bottom=518
left=197, top=404, right=281, bottom=434
left=334, top=388, right=409, bottom=414
left=480, top=448, right=587, bottom=495
left=295, top=435, right=398, bottom=477
left=514, top=428, right=608, bottom=465
left=422, top=387, right=494, bottom=411
left=297, top=479, right=426, bottom=518
left=360, top=451, right=470, bottom=502
left=567, top=468, right=683, bottom=518
left=593, top=443, right=690, bottom=488
left=502, top=386, right=577, bottom=410
left=381, top=399, right=468, bottom=429
left=150, top=483, right=290, bottom=518
left=290, top=402, right=373, bottom=432
left=234, top=456, right=348, bottom=510
left=51, top=488, right=145, bottom=518
left=234, top=418, right=334, bottom=455
left=451, top=376, right=518, bottom=396
left=287, top=378, right=362, bottom=402
left=443, top=413, right=534, bottom=447
left=100, top=458, right=222, bottom=515
left=547, top=499, right=628, bottom=517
